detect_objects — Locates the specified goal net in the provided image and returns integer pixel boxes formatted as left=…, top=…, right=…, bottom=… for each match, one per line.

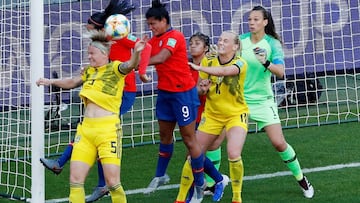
left=0, top=0, right=359, bottom=201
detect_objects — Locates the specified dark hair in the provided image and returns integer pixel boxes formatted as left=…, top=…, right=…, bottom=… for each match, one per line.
left=88, top=0, right=135, bottom=30
left=190, top=32, right=210, bottom=48
left=88, top=12, right=107, bottom=30
left=251, top=6, right=282, bottom=44
left=145, top=0, right=170, bottom=24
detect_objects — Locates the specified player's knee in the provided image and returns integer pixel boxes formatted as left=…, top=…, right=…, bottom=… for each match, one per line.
left=273, top=141, right=287, bottom=152
left=69, top=175, right=85, bottom=185
left=106, top=178, right=120, bottom=187
left=227, top=148, right=241, bottom=160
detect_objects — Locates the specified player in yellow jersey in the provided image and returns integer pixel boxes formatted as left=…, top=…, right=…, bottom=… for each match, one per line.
left=36, top=30, right=148, bottom=203
left=185, top=31, right=249, bottom=203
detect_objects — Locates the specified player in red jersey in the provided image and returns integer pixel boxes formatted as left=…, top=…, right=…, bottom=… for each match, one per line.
left=142, top=1, right=206, bottom=202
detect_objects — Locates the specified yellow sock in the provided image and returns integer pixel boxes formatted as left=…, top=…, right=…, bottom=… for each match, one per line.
left=109, top=183, right=126, bottom=203
left=176, top=159, right=194, bottom=202
left=69, top=183, right=85, bottom=203
left=229, top=157, right=244, bottom=203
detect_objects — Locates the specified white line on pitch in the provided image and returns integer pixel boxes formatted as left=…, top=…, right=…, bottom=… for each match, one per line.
left=45, top=162, right=360, bottom=202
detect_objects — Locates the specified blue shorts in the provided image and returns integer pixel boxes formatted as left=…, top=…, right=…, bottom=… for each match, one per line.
left=156, top=87, right=200, bottom=126
left=120, top=91, right=136, bottom=115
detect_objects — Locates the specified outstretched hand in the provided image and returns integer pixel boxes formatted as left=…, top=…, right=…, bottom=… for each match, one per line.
left=188, top=62, right=201, bottom=71
left=140, top=74, right=152, bottom=83
left=206, top=44, right=218, bottom=59
left=36, top=78, right=52, bottom=86
left=199, top=79, right=211, bottom=94
left=134, top=35, right=149, bottom=52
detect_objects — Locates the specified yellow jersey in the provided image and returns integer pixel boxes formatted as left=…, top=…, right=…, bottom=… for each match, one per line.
left=200, top=55, right=249, bottom=117
left=80, top=61, right=126, bottom=115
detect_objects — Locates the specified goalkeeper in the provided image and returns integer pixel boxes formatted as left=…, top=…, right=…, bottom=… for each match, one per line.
left=239, top=5, right=314, bottom=199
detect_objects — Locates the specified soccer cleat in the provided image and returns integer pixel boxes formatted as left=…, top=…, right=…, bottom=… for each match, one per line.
left=40, top=158, right=63, bottom=175
left=203, top=184, right=215, bottom=196
left=174, top=201, right=185, bottom=203
left=212, top=174, right=230, bottom=202
left=85, top=186, right=109, bottom=203
left=298, top=176, right=314, bottom=198
left=189, top=182, right=206, bottom=203
left=143, top=174, right=170, bottom=194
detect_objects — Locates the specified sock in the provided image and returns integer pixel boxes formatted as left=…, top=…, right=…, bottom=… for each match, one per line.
left=69, top=183, right=85, bottom=203
left=108, top=183, right=126, bottom=203
left=278, top=143, right=303, bottom=181
left=229, top=157, right=244, bottom=203
left=203, top=156, right=223, bottom=183
left=155, top=143, right=174, bottom=177
left=176, top=159, right=194, bottom=202
left=190, top=153, right=204, bottom=186
left=205, top=147, right=221, bottom=187
left=58, top=143, right=73, bottom=167
left=97, top=160, right=106, bottom=187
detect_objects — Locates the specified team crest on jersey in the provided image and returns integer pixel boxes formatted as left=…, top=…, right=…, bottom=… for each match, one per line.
left=167, top=38, right=177, bottom=48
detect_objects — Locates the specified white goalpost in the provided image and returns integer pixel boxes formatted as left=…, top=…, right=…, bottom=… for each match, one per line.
left=0, top=0, right=359, bottom=201
left=30, top=0, right=45, bottom=202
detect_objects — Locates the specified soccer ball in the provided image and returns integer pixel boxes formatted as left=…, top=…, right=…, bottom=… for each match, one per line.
left=104, top=14, right=130, bottom=40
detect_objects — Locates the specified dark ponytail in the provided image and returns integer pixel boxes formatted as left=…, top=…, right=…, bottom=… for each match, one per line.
left=88, top=0, right=135, bottom=30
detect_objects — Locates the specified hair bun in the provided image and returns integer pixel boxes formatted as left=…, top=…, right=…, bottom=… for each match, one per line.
left=105, top=0, right=136, bottom=16
left=151, top=0, right=165, bottom=8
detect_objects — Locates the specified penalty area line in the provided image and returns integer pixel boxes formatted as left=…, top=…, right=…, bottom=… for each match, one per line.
left=126, top=162, right=360, bottom=195
left=45, top=162, right=360, bottom=202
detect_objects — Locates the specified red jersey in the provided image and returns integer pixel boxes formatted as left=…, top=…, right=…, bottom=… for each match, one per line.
left=190, top=64, right=206, bottom=123
left=148, top=29, right=195, bottom=92
left=109, top=34, right=151, bottom=92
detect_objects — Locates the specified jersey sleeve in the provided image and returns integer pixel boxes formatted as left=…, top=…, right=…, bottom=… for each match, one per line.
left=233, top=59, right=243, bottom=74
left=269, top=38, right=285, bottom=65
left=199, top=57, right=210, bottom=79
left=81, top=66, right=89, bottom=82
left=116, top=34, right=137, bottom=48
left=112, top=60, right=126, bottom=77
left=162, top=31, right=183, bottom=55
left=138, top=43, right=151, bottom=75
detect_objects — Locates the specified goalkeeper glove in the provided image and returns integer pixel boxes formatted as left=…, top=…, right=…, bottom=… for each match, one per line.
left=253, top=47, right=271, bottom=71
left=206, top=44, right=218, bottom=59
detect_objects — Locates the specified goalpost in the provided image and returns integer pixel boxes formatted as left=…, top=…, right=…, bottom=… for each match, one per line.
left=0, top=0, right=359, bottom=201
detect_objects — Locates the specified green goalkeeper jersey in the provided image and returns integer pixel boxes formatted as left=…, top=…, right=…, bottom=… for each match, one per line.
left=239, top=32, right=284, bottom=104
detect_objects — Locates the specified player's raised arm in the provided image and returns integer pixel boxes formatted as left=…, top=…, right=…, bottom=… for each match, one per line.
left=36, top=76, right=82, bottom=90
left=118, top=35, right=149, bottom=74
